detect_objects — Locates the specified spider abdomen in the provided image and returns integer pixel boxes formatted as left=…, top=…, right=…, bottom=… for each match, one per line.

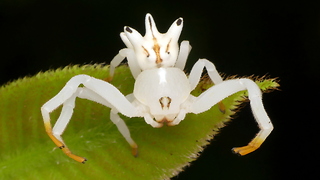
left=133, top=67, right=190, bottom=119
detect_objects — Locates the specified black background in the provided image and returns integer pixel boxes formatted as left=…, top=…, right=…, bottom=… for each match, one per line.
left=1, top=0, right=319, bottom=179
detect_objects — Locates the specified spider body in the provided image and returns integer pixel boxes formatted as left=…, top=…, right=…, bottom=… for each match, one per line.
left=134, top=67, right=190, bottom=127
left=41, top=14, right=273, bottom=163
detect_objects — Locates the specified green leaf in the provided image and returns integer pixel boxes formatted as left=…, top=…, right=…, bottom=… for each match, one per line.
left=0, top=65, right=279, bottom=179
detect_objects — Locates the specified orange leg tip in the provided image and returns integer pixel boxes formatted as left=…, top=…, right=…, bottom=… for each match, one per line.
left=81, top=158, right=88, bottom=164
left=131, top=146, right=139, bottom=157
left=232, top=145, right=259, bottom=156
left=218, top=101, right=226, bottom=114
left=105, top=76, right=113, bottom=82
left=232, top=137, right=265, bottom=155
left=60, top=147, right=87, bottom=163
left=70, top=154, right=87, bottom=163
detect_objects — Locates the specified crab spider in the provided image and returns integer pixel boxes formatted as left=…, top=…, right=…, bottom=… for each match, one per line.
left=109, top=13, right=192, bottom=79
left=41, top=14, right=273, bottom=164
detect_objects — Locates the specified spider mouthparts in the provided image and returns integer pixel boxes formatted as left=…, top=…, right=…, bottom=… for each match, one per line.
left=154, top=114, right=176, bottom=125
left=157, top=119, right=177, bottom=127
left=157, top=118, right=171, bottom=124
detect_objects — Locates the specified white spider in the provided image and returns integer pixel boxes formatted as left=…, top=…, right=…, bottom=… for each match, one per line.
left=41, top=14, right=273, bottom=163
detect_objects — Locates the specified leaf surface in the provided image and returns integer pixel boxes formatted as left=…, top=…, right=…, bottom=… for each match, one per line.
left=0, top=65, right=279, bottom=179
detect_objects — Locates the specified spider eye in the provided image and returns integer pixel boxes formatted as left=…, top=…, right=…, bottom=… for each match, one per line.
left=176, top=18, right=182, bottom=26
left=125, top=26, right=133, bottom=33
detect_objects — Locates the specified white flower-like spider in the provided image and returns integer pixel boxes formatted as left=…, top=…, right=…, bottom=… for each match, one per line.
left=41, top=14, right=273, bottom=163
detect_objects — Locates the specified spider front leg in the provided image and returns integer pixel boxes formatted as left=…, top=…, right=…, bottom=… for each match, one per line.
left=42, top=87, right=89, bottom=163
left=109, top=47, right=141, bottom=80
left=190, top=79, right=273, bottom=155
left=41, top=75, right=139, bottom=163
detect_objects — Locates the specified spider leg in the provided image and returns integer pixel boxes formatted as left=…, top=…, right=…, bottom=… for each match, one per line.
left=41, top=75, right=139, bottom=163
left=79, top=89, right=139, bottom=156
left=42, top=88, right=87, bottom=163
left=188, top=58, right=223, bottom=90
left=188, top=59, right=225, bottom=113
left=110, top=110, right=138, bottom=156
left=124, top=49, right=142, bottom=79
left=167, top=108, right=187, bottom=126
left=109, top=49, right=126, bottom=81
left=190, top=79, right=273, bottom=155
left=175, top=40, right=192, bottom=70
left=109, top=48, right=141, bottom=80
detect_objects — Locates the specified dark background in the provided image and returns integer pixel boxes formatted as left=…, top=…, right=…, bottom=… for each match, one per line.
left=1, top=0, right=319, bottom=179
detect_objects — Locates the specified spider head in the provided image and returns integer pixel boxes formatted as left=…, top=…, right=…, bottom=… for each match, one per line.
left=121, top=13, right=183, bottom=70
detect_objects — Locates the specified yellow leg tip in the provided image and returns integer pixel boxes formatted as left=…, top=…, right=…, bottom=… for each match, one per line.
left=131, top=144, right=139, bottom=157
left=232, top=146, right=257, bottom=156
left=81, top=158, right=88, bottom=164
left=232, top=137, right=264, bottom=156
left=74, top=155, right=87, bottom=164
left=44, top=122, right=87, bottom=163
left=105, top=76, right=113, bottom=82
left=60, top=146, right=87, bottom=163
left=218, top=101, right=226, bottom=114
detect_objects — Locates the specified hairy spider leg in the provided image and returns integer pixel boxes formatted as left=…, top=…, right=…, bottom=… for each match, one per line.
left=41, top=75, right=139, bottom=163
left=231, top=79, right=274, bottom=155
left=190, top=78, right=273, bottom=156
